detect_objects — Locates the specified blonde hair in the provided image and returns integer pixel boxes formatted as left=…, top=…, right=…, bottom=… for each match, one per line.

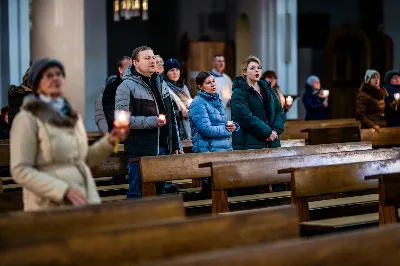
left=241, top=55, right=261, bottom=76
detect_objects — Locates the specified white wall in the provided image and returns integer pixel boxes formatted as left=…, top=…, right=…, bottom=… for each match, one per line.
left=84, top=0, right=108, bottom=131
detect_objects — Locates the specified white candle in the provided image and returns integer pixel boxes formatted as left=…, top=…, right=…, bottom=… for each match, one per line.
left=286, top=96, right=293, bottom=105
left=395, top=93, right=400, bottom=101
left=114, top=110, right=130, bottom=127
left=322, top=90, right=330, bottom=97
left=227, top=120, right=233, bottom=126
left=158, top=114, right=166, bottom=121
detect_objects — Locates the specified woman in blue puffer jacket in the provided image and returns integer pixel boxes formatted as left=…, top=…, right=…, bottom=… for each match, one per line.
left=190, top=71, right=239, bottom=153
left=189, top=71, right=239, bottom=197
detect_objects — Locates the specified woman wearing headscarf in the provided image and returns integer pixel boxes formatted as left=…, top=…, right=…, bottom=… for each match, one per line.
left=383, top=69, right=400, bottom=127
left=163, top=58, right=192, bottom=140
left=10, top=58, right=128, bottom=211
left=356, top=69, right=388, bottom=131
left=302, top=75, right=330, bottom=120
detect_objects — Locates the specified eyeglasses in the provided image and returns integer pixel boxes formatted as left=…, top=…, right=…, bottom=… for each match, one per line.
left=44, top=71, right=63, bottom=80
left=248, top=66, right=262, bottom=71
left=391, top=76, right=400, bottom=81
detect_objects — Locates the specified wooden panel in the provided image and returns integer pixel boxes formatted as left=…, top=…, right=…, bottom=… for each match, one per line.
left=0, top=207, right=299, bottom=265
left=211, top=148, right=400, bottom=190
left=291, top=159, right=400, bottom=198
left=0, top=195, right=185, bottom=244
left=305, top=126, right=361, bottom=145
left=147, top=224, right=400, bottom=266
left=140, top=142, right=372, bottom=183
left=361, top=128, right=400, bottom=147
left=0, top=145, right=10, bottom=167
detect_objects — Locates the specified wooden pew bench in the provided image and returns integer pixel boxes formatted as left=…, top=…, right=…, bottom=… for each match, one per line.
left=287, top=159, right=400, bottom=235
left=302, top=125, right=361, bottom=145
left=365, top=173, right=400, bottom=225
left=361, top=127, right=400, bottom=147
left=281, top=118, right=359, bottom=140
left=0, top=195, right=185, bottom=244
left=210, top=148, right=400, bottom=215
left=144, top=223, right=400, bottom=266
left=0, top=206, right=299, bottom=265
left=140, top=142, right=372, bottom=198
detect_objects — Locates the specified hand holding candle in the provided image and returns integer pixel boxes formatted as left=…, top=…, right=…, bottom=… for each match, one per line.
left=395, top=93, right=400, bottom=101
left=226, top=120, right=235, bottom=132
left=112, top=110, right=131, bottom=153
left=286, top=96, right=293, bottom=106
left=322, top=90, right=330, bottom=98
left=157, top=114, right=167, bottom=127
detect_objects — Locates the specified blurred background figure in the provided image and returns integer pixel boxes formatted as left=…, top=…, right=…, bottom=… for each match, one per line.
left=10, top=58, right=128, bottom=211
left=302, top=75, right=330, bottom=120
left=8, top=68, right=33, bottom=126
left=262, top=70, right=293, bottom=114
left=103, top=56, right=132, bottom=132
left=94, top=87, right=108, bottom=136
left=211, top=55, right=232, bottom=118
left=164, top=58, right=192, bottom=140
left=383, top=69, right=400, bottom=127
left=0, top=106, right=10, bottom=140
left=155, top=55, right=164, bottom=75
left=356, top=70, right=387, bottom=132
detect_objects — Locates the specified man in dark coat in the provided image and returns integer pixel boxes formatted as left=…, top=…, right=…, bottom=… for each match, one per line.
left=102, top=56, right=132, bottom=131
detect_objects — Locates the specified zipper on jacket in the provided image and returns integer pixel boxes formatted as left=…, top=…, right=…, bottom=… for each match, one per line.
left=138, top=77, right=160, bottom=154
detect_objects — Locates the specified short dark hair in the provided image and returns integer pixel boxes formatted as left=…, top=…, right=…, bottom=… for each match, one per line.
left=117, top=56, right=132, bottom=68
left=213, top=54, right=224, bottom=59
left=196, top=71, right=213, bottom=88
left=132, top=46, right=153, bottom=61
left=261, top=70, right=277, bottom=80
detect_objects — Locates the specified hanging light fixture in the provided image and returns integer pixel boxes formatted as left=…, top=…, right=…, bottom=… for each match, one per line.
left=133, top=0, right=140, bottom=17
left=113, top=0, right=148, bottom=21
left=142, top=0, right=148, bottom=21
left=113, top=0, right=120, bottom=22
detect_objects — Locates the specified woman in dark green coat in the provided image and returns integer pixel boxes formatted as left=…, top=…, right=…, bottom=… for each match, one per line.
left=231, top=56, right=285, bottom=195
left=231, top=56, right=285, bottom=150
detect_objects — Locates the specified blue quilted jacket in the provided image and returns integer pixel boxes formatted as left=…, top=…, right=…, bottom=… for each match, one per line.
left=189, top=90, right=239, bottom=153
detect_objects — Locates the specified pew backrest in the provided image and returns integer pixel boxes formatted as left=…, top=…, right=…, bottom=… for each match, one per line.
left=141, top=223, right=400, bottom=266
left=0, top=195, right=185, bottom=244
left=140, top=142, right=372, bottom=197
left=289, top=159, right=400, bottom=222
left=361, top=128, right=400, bottom=147
left=211, top=148, right=400, bottom=213
left=0, top=206, right=299, bottom=265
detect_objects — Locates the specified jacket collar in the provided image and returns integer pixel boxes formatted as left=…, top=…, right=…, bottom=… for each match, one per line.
left=22, top=94, right=78, bottom=127
left=360, top=82, right=388, bottom=100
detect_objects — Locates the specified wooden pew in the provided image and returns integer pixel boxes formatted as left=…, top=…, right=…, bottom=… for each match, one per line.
left=211, top=148, right=400, bottom=214
left=281, top=118, right=359, bottom=140
left=302, top=125, right=361, bottom=145
left=287, top=159, right=400, bottom=235
left=0, top=206, right=299, bottom=265
left=0, top=195, right=185, bottom=244
left=361, top=127, right=400, bottom=147
left=140, top=142, right=372, bottom=197
left=365, top=173, right=400, bottom=225
left=144, top=223, right=400, bottom=266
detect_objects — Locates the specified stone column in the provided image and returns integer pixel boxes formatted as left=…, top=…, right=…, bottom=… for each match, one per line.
left=31, top=0, right=107, bottom=130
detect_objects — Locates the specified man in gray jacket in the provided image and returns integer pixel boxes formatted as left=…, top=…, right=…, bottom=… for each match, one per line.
left=115, top=46, right=183, bottom=198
